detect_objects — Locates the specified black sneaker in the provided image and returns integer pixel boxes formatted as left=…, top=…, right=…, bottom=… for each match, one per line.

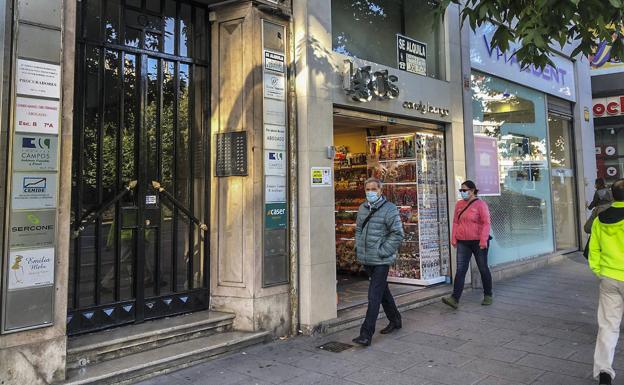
left=599, top=372, right=612, bottom=385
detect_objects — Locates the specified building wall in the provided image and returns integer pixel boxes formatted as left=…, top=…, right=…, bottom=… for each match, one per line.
left=293, top=0, right=466, bottom=332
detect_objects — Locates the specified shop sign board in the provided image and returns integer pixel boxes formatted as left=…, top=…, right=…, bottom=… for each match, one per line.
left=311, top=167, right=332, bottom=187
left=264, top=98, right=285, bottom=126
left=264, top=51, right=285, bottom=73
left=593, top=96, right=624, bottom=118
left=470, top=23, right=576, bottom=102
left=263, top=73, right=285, bottom=100
left=9, top=210, right=56, bottom=248
left=16, top=59, right=61, bottom=99
left=7, top=248, right=55, bottom=290
left=396, top=34, right=427, bottom=76
left=264, top=124, right=286, bottom=151
left=264, top=150, right=286, bottom=176
left=265, top=176, right=286, bottom=203
left=264, top=202, right=287, bottom=229
left=11, top=172, right=57, bottom=209
left=474, top=135, right=501, bottom=196
left=15, top=97, right=60, bottom=134
left=13, top=133, right=58, bottom=171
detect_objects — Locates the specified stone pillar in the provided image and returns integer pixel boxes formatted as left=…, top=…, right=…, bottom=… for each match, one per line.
left=0, top=0, right=74, bottom=383
left=209, top=2, right=292, bottom=336
left=292, top=0, right=338, bottom=333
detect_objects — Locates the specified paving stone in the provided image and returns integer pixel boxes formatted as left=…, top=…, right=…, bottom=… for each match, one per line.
left=340, top=347, right=424, bottom=371
left=344, top=366, right=431, bottom=385
left=244, top=343, right=317, bottom=364
left=475, top=376, right=524, bottom=385
left=462, top=358, right=544, bottom=383
left=220, top=355, right=307, bottom=384
left=172, top=368, right=257, bottom=385
left=284, top=371, right=360, bottom=385
left=530, top=372, right=595, bottom=385
left=401, top=331, right=469, bottom=351
left=516, top=353, right=592, bottom=379
left=407, top=343, right=475, bottom=367
left=290, top=353, right=366, bottom=378
left=502, top=338, right=578, bottom=360
left=454, top=342, right=528, bottom=363
left=404, top=362, right=487, bottom=385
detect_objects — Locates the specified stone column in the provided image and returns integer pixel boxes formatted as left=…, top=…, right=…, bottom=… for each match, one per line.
left=0, top=0, right=74, bottom=383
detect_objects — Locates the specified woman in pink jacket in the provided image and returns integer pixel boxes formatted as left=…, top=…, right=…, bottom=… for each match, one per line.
left=442, top=180, right=492, bottom=309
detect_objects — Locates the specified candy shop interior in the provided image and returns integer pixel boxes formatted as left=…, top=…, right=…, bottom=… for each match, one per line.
left=333, top=111, right=452, bottom=309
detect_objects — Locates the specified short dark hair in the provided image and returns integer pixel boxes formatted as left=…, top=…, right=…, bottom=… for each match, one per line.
left=613, top=179, right=624, bottom=201
left=462, top=180, right=479, bottom=195
left=596, top=178, right=607, bottom=189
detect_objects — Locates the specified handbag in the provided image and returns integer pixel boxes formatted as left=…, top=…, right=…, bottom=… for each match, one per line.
left=583, top=235, right=590, bottom=260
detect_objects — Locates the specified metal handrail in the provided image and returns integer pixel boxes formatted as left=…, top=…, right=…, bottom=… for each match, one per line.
left=151, top=181, right=208, bottom=232
left=72, top=180, right=138, bottom=238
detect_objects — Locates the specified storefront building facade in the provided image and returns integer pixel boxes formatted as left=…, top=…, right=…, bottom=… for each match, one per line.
left=0, top=0, right=294, bottom=383
left=590, top=54, right=624, bottom=184
left=293, top=0, right=467, bottom=332
left=466, top=23, right=596, bottom=277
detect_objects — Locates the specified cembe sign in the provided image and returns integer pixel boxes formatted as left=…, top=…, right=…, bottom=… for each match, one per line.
left=593, top=96, right=624, bottom=118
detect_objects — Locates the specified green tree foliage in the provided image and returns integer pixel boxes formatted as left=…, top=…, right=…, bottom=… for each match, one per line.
left=437, top=0, right=624, bottom=68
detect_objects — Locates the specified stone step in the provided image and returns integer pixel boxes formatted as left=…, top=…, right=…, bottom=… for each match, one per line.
left=67, top=311, right=235, bottom=369
left=64, top=330, right=271, bottom=385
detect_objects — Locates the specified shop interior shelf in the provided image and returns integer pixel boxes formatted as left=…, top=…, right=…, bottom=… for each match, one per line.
left=371, top=158, right=418, bottom=163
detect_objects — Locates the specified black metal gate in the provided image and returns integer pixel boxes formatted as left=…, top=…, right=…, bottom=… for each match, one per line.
left=68, top=0, right=210, bottom=335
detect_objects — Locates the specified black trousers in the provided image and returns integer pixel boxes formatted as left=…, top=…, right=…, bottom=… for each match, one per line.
left=360, top=264, right=401, bottom=339
left=452, top=240, right=493, bottom=301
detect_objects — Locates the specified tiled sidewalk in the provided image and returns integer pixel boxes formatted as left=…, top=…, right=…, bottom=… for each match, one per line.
left=140, top=254, right=615, bottom=385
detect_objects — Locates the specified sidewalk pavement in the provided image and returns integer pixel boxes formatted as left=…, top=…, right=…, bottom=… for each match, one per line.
left=139, top=253, right=617, bottom=385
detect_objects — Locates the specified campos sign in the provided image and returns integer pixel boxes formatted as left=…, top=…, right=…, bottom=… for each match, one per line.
left=593, top=96, right=624, bottom=118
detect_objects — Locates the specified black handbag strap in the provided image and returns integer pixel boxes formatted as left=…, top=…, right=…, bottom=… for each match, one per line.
left=361, top=200, right=388, bottom=230
left=457, top=198, right=479, bottom=221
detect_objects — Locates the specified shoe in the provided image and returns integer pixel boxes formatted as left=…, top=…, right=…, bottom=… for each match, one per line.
left=599, top=372, right=612, bottom=385
left=380, top=322, right=402, bottom=334
left=352, top=336, right=371, bottom=346
left=442, top=296, right=458, bottom=309
left=482, top=295, right=493, bottom=306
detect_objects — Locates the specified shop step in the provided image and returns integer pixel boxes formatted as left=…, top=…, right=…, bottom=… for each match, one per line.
left=63, top=330, right=271, bottom=385
left=67, top=311, right=235, bottom=369
left=320, top=284, right=453, bottom=335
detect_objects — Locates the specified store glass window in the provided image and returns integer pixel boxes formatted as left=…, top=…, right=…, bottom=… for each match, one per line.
left=471, top=72, right=554, bottom=265
left=331, top=0, right=445, bottom=79
left=595, top=125, right=624, bottom=183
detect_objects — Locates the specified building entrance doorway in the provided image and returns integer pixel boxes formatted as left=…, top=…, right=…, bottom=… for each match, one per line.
left=68, top=0, right=210, bottom=335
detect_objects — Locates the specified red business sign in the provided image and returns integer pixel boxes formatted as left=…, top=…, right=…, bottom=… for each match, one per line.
left=593, top=96, right=624, bottom=117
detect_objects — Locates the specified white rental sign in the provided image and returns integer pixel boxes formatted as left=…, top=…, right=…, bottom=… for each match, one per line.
left=16, top=59, right=61, bottom=99
left=8, top=248, right=55, bottom=290
left=15, top=97, right=60, bottom=134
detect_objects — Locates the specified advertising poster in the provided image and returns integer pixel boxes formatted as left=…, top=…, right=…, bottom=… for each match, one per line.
left=13, top=133, right=58, bottom=171
left=311, top=167, right=332, bottom=187
left=8, top=248, right=55, bottom=290
left=15, top=97, right=60, bottom=134
left=265, top=176, right=287, bottom=203
left=264, top=150, right=286, bottom=176
left=11, top=172, right=57, bottom=209
left=264, top=124, right=286, bottom=151
left=9, top=210, right=56, bottom=248
left=474, top=135, right=501, bottom=196
left=16, top=59, right=61, bottom=99
left=265, top=202, right=287, bottom=229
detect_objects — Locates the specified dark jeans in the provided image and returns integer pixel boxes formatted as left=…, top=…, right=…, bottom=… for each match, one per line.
left=452, top=240, right=493, bottom=301
left=360, top=265, right=401, bottom=339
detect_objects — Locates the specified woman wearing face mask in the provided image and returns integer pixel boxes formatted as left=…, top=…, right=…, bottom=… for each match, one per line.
left=442, top=180, right=492, bottom=309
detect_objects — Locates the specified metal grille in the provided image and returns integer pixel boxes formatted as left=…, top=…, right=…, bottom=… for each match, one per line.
left=317, top=341, right=354, bottom=353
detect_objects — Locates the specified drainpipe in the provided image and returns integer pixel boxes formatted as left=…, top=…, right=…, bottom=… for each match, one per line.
left=287, top=0, right=299, bottom=336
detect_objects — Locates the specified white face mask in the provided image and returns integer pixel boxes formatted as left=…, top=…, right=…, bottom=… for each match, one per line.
left=460, top=191, right=470, bottom=200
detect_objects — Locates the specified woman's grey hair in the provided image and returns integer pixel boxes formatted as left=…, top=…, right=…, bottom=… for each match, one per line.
left=364, top=177, right=383, bottom=189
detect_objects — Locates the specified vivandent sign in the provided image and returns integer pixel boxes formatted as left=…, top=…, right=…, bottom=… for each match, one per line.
left=470, top=23, right=576, bottom=102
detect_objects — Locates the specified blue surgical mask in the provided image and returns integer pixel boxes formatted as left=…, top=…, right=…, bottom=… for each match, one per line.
left=460, top=191, right=470, bottom=200
left=366, top=191, right=380, bottom=203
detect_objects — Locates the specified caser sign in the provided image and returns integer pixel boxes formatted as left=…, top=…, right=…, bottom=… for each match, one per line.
left=593, top=96, right=624, bottom=118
